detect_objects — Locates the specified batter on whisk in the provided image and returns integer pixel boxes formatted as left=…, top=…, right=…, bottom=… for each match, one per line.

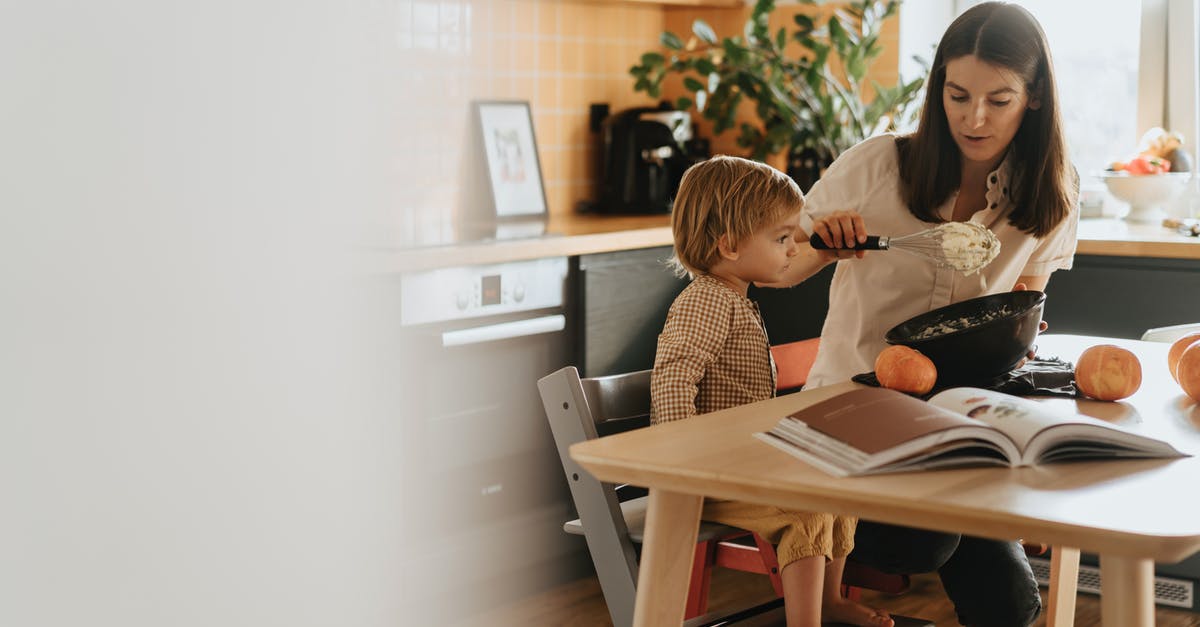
left=935, top=221, right=1001, bottom=274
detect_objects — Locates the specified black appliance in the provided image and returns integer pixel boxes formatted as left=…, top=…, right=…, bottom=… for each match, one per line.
left=596, top=107, right=706, bottom=214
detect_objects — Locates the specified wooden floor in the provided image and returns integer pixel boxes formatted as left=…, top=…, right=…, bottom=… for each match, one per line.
left=453, top=568, right=1200, bottom=626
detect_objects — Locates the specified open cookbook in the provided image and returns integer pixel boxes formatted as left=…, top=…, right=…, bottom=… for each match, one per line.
left=756, top=387, right=1188, bottom=477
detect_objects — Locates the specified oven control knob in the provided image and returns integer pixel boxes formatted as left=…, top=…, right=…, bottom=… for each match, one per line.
left=455, top=291, right=470, bottom=311
left=513, top=282, right=526, bottom=303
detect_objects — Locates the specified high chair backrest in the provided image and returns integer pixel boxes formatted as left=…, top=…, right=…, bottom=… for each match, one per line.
left=537, top=366, right=650, bottom=627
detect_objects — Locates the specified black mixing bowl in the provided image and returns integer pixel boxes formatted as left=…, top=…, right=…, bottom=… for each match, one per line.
left=884, top=291, right=1046, bottom=385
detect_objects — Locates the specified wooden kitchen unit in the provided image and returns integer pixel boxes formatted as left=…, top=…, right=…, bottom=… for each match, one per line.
left=388, top=216, right=1200, bottom=376
left=387, top=215, right=1200, bottom=273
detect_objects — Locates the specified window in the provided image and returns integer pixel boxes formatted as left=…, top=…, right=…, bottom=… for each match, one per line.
left=901, top=1, right=1199, bottom=183
left=996, top=1, right=1143, bottom=177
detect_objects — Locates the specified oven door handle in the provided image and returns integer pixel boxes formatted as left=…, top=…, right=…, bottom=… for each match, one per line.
left=441, top=314, right=565, bottom=347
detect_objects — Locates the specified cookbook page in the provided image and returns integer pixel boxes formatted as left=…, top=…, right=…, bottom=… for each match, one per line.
left=928, top=388, right=1068, bottom=453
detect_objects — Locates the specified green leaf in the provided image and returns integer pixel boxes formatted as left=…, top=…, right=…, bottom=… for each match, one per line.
left=724, top=40, right=748, bottom=64
left=641, top=52, right=665, bottom=66
left=693, top=19, right=718, bottom=45
left=623, top=0, right=926, bottom=162
left=861, top=34, right=880, bottom=57
left=827, top=17, right=849, bottom=53
left=846, top=54, right=866, bottom=82
left=753, top=0, right=776, bottom=18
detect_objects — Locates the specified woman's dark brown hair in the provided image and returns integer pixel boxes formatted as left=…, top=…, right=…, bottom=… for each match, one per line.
left=896, top=1, right=1073, bottom=237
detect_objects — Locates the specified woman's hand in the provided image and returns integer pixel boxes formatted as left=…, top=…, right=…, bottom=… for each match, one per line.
left=808, top=210, right=868, bottom=261
left=1012, top=282, right=1048, bottom=362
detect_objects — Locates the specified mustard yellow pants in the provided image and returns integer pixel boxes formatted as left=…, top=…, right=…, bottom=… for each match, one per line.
left=703, top=499, right=856, bottom=569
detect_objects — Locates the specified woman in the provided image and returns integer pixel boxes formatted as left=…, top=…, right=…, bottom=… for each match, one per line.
left=776, top=3, right=1078, bottom=625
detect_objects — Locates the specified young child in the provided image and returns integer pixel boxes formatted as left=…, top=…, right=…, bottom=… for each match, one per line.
left=651, top=156, right=893, bottom=627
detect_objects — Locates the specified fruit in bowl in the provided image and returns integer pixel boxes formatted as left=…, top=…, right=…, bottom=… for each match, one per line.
left=1108, top=127, right=1194, bottom=174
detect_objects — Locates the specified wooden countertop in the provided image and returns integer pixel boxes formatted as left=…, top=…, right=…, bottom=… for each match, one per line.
left=380, top=214, right=1200, bottom=273
left=380, top=214, right=672, bottom=273
left=1074, top=218, right=1200, bottom=259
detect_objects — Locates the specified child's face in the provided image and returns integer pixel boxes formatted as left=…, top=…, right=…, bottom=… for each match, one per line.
left=730, top=209, right=802, bottom=284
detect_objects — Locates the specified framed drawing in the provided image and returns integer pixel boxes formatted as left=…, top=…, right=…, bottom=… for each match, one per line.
left=475, top=100, right=548, bottom=219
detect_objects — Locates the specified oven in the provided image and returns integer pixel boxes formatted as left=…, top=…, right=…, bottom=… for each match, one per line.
left=395, top=256, right=587, bottom=621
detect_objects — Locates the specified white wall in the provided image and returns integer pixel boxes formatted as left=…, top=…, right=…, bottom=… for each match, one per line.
left=899, top=0, right=955, bottom=81
left=0, top=2, right=411, bottom=625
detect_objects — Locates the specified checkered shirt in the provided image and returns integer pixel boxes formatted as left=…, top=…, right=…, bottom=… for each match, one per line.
left=651, top=274, right=776, bottom=424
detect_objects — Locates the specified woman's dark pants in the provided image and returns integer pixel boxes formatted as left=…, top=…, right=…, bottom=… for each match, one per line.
left=849, top=520, right=1042, bottom=627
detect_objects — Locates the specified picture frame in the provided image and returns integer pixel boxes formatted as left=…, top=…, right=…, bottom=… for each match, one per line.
left=475, top=100, right=548, bottom=219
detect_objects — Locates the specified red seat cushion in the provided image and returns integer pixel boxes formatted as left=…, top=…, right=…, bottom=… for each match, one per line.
left=770, top=338, right=820, bottom=391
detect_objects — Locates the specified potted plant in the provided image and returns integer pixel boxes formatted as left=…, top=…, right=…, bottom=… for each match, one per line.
left=630, top=0, right=926, bottom=189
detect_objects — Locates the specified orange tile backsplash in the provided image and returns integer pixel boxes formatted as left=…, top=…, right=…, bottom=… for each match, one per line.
left=397, top=0, right=899, bottom=237
left=398, top=0, right=664, bottom=235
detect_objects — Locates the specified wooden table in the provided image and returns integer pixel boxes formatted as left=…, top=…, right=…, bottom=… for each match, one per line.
left=571, top=334, right=1200, bottom=626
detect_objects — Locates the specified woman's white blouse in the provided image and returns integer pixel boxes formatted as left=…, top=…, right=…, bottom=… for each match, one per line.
left=800, top=134, right=1079, bottom=389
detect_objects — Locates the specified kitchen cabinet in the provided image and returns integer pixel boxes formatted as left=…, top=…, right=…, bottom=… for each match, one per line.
left=572, top=249, right=1200, bottom=382
left=575, top=246, right=687, bottom=377
left=748, top=266, right=837, bottom=346
left=1043, top=254, right=1200, bottom=339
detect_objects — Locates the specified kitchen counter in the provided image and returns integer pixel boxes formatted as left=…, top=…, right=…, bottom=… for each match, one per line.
left=385, top=214, right=672, bottom=273
left=384, top=214, right=1200, bottom=273
left=1074, top=218, right=1200, bottom=258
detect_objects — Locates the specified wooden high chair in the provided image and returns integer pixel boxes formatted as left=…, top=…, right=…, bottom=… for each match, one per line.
left=538, top=366, right=929, bottom=626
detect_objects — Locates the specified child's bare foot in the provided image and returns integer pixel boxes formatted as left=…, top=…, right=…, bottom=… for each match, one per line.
left=821, top=597, right=894, bottom=627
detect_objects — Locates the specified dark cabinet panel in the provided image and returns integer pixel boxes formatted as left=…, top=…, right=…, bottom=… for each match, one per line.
left=575, top=247, right=688, bottom=377
left=1043, top=255, right=1200, bottom=339
left=573, top=247, right=1200, bottom=380
left=748, top=265, right=836, bottom=346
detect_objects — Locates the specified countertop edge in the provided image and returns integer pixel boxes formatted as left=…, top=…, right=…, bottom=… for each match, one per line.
left=379, top=216, right=1200, bottom=273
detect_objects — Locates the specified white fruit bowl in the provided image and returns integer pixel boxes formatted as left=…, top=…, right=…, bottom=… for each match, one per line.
left=1099, top=172, right=1190, bottom=223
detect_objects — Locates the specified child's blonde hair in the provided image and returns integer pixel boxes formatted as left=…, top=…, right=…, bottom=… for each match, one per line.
left=670, top=155, right=804, bottom=277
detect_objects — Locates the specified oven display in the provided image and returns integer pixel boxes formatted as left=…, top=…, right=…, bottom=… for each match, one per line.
left=481, top=275, right=501, bottom=305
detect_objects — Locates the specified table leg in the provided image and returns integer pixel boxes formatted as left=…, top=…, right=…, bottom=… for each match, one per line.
left=1044, top=546, right=1079, bottom=627
left=632, top=488, right=703, bottom=627
left=1100, top=554, right=1154, bottom=627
